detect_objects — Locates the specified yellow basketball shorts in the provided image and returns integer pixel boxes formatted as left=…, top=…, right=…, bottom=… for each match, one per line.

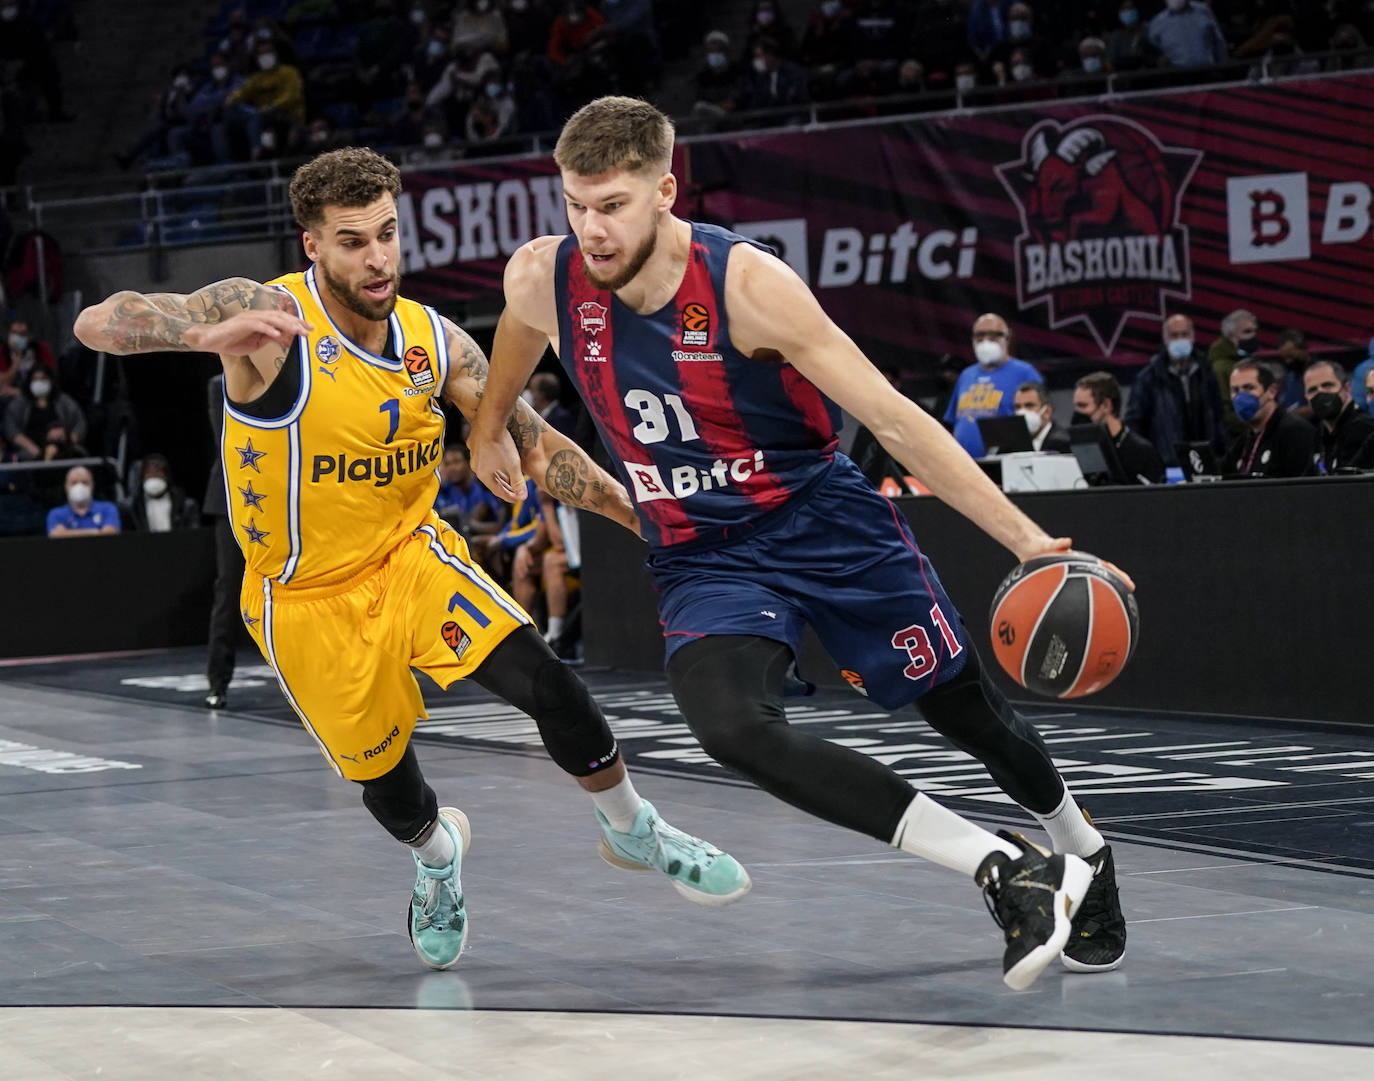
left=240, top=512, right=530, bottom=781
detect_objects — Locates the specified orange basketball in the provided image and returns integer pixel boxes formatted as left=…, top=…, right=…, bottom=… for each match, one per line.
left=989, top=553, right=1138, bottom=699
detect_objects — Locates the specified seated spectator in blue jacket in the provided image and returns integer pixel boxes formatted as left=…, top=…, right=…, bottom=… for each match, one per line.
left=48, top=465, right=120, bottom=537
left=434, top=443, right=503, bottom=535
left=1124, top=314, right=1226, bottom=467
left=944, top=312, right=1041, bottom=457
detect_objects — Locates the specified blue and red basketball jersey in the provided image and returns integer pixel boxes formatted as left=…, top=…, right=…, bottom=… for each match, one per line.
left=553, top=222, right=841, bottom=550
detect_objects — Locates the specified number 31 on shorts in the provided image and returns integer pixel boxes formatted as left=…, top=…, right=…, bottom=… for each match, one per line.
left=892, top=603, right=963, bottom=681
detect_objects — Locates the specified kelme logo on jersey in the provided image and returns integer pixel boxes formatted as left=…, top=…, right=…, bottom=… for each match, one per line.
left=311, top=437, right=442, bottom=486
left=403, top=345, right=436, bottom=389
left=680, top=302, right=710, bottom=348
left=315, top=335, right=341, bottom=363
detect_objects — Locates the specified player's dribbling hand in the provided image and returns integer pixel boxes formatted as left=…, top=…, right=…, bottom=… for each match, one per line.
left=1019, top=537, right=1136, bottom=593
left=185, top=310, right=312, bottom=356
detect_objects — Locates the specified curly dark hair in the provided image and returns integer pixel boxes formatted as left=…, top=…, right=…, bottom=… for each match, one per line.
left=288, top=147, right=402, bottom=230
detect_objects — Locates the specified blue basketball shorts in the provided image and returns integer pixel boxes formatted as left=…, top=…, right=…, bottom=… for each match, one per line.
left=647, top=456, right=971, bottom=710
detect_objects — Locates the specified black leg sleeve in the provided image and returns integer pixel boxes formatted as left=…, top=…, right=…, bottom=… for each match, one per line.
left=359, top=742, right=438, bottom=845
left=470, top=625, right=620, bottom=777
left=668, top=635, right=918, bottom=843
left=915, top=645, right=1066, bottom=814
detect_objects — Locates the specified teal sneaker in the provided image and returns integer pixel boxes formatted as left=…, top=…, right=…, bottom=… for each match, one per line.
left=407, top=807, right=471, bottom=970
left=597, top=800, right=751, bottom=907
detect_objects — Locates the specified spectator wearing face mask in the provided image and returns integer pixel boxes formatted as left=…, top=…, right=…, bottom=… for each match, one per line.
left=1148, top=0, right=1227, bottom=69
left=124, top=453, right=199, bottom=532
left=0, top=319, right=56, bottom=398
left=1067, top=36, right=1109, bottom=82
left=736, top=38, right=810, bottom=112
left=1273, top=328, right=1313, bottom=412
left=944, top=313, right=1042, bottom=458
left=1220, top=359, right=1315, bottom=478
left=987, top=2, right=1058, bottom=82
left=1351, top=337, right=1374, bottom=412
left=1210, top=308, right=1259, bottom=435
left=183, top=53, right=244, bottom=166
left=548, top=2, right=606, bottom=67
left=693, top=30, right=743, bottom=121
left=741, top=1, right=798, bottom=65
left=1107, top=1, right=1154, bottom=72
left=1124, top=314, right=1227, bottom=467
left=114, top=64, right=196, bottom=171
left=1303, top=360, right=1374, bottom=474
left=4, top=366, right=86, bottom=462
left=465, top=77, right=517, bottom=142
left=226, top=39, right=306, bottom=160
left=1073, top=372, right=1166, bottom=484
left=47, top=466, right=120, bottom=537
left=1012, top=381, right=1071, bottom=453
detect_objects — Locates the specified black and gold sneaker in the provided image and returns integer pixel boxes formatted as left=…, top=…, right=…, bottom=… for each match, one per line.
left=1062, top=843, right=1126, bottom=972
left=976, top=830, right=1092, bottom=991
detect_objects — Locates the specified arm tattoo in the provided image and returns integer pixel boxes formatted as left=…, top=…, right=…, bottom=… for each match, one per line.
left=544, top=449, right=590, bottom=505
left=441, top=315, right=548, bottom=450
left=100, top=277, right=282, bottom=353
left=507, top=398, right=548, bottom=453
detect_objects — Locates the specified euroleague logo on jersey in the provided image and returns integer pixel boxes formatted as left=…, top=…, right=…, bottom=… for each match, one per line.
left=441, top=620, right=471, bottom=660
left=403, top=345, right=436, bottom=390
left=681, top=302, right=711, bottom=348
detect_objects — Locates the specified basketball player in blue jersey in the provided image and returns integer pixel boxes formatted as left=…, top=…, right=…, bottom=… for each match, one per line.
left=73, top=147, right=751, bottom=974
left=470, top=98, right=1132, bottom=991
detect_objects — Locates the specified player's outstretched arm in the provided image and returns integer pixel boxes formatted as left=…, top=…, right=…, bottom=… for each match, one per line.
left=442, top=317, right=640, bottom=537
left=73, top=278, right=310, bottom=358
left=725, top=244, right=1076, bottom=567
left=468, top=238, right=561, bottom=500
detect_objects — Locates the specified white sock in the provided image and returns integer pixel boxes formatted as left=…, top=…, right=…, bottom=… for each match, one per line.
left=892, top=792, right=1020, bottom=878
left=411, top=817, right=457, bottom=868
left=545, top=616, right=565, bottom=641
left=1031, top=789, right=1105, bottom=857
left=590, top=776, right=644, bottom=833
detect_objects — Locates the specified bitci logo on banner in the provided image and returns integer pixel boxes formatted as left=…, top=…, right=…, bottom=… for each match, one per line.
left=996, top=117, right=1202, bottom=355
left=1226, top=173, right=1311, bottom=264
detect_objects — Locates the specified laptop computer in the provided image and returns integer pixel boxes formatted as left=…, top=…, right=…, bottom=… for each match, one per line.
left=1173, top=441, right=1221, bottom=482
left=977, top=414, right=1034, bottom=456
left=1069, top=423, right=1130, bottom=485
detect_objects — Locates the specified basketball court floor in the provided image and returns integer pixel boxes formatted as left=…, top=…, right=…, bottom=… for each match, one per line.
left=1, top=648, right=1372, bottom=1079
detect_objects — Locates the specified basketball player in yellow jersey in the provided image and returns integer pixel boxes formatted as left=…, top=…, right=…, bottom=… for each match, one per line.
left=73, top=147, right=751, bottom=972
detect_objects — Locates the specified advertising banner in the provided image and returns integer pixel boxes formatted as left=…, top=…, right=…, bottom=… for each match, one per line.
left=401, top=74, right=1374, bottom=369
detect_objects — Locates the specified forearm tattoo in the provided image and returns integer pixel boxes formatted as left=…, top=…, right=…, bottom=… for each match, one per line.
left=506, top=398, right=547, bottom=453
left=442, top=316, right=549, bottom=451
left=100, top=278, right=286, bottom=352
left=543, top=449, right=629, bottom=520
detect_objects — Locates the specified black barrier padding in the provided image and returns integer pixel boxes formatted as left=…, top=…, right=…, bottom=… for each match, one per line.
left=0, top=528, right=215, bottom=657
left=580, top=475, right=1372, bottom=725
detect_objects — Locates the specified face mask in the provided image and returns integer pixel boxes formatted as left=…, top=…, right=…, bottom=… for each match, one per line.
left=974, top=340, right=1004, bottom=366
left=143, top=477, right=169, bottom=498
left=956, top=72, right=977, bottom=91
left=174, top=74, right=192, bottom=90
left=411, top=6, right=426, bottom=23
left=1071, top=410, right=1095, bottom=426
left=1082, top=56, right=1102, bottom=73
left=1309, top=391, right=1344, bottom=422
left=1232, top=390, right=1262, bottom=422
left=8, top=333, right=26, bottom=352
left=1166, top=338, right=1193, bottom=361
left=757, top=10, right=775, bottom=26
left=707, top=51, right=727, bottom=69
left=1235, top=334, right=1257, bottom=356
left=753, top=56, right=768, bottom=74
left=486, top=82, right=503, bottom=98
left=68, top=483, right=92, bottom=506
left=427, top=39, right=446, bottom=58
left=1017, top=408, right=1045, bottom=436
left=30, top=379, right=52, bottom=397
left=1009, top=19, right=1030, bottom=39
left=257, top=52, right=277, bottom=70
left=423, top=131, right=444, bottom=148
left=257, top=27, right=273, bottom=40
left=212, top=65, right=229, bottom=81
left=1120, top=8, right=1138, bottom=26
left=820, top=0, right=840, bottom=16
left=1012, top=63, right=1033, bottom=82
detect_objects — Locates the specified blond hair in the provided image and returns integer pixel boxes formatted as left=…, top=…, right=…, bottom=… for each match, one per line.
left=554, top=96, right=674, bottom=178
left=288, top=147, right=402, bottom=230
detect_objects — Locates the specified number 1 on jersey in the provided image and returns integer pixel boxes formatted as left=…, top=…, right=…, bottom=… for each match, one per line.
left=379, top=398, right=399, bottom=443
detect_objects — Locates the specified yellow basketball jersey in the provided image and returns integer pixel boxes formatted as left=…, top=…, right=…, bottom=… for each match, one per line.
left=221, top=266, right=450, bottom=590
